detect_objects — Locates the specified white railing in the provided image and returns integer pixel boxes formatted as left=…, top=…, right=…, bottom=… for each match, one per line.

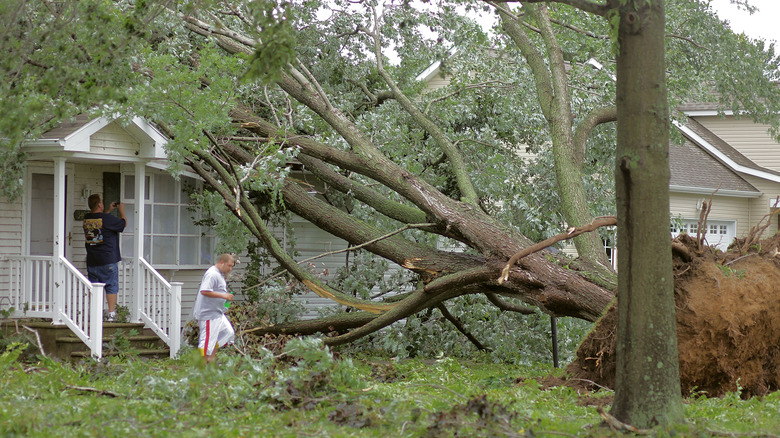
left=1, top=255, right=182, bottom=360
left=0, top=255, right=54, bottom=317
left=137, top=257, right=182, bottom=358
left=58, top=257, right=103, bottom=360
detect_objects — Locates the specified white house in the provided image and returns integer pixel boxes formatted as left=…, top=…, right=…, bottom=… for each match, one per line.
left=0, top=114, right=386, bottom=359
left=0, top=115, right=200, bottom=359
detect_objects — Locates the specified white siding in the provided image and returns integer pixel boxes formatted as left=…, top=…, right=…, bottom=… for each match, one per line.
left=161, top=268, right=207, bottom=327
left=425, top=75, right=451, bottom=92
left=0, top=195, right=22, bottom=257
left=695, top=116, right=780, bottom=172
left=90, top=121, right=140, bottom=158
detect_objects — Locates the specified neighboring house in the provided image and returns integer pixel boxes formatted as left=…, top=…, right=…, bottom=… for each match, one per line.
left=670, top=105, right=780, bottom=250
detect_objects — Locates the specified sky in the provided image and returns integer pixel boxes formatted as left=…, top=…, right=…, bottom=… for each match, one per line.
left=709, top=0, right=780, bottom=46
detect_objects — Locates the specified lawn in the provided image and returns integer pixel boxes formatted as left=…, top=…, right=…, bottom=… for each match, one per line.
left=0, top=340, right=778, bottom=437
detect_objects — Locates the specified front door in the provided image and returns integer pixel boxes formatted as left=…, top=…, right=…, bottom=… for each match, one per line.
left=28, top=172, right=72, bottom=258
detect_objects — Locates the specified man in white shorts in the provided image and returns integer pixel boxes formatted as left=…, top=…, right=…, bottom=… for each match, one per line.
left=192, top=253, right=236, bottom=363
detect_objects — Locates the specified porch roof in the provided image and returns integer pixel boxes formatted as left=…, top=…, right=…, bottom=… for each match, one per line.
left=22, top=115, right=168, bottom=162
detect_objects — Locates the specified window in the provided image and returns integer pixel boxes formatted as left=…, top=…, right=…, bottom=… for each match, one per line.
left=120, top=173, right=215, bottom=267
left=670, top=219, right=735, bottom=251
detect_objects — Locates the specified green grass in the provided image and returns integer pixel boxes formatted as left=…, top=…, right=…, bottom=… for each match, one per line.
left=0, top=343, right=778, bottom=437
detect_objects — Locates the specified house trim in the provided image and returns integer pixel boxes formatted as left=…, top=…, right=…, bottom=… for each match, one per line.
left=682, top=110, right=735, bottom=117
left=674, top=120, right=780, bottom=184
left=669, top=185, right=761, bottom=198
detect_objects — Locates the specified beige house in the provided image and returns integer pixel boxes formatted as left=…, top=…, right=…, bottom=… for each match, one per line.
left=670, top=105, right=780, bottom=250
left=418, top=60, right=780, bottom=259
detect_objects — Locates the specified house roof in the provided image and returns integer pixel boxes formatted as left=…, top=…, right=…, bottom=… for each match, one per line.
left=36, top=114, right=95, bottom=140
left=677, top=101, right=720, bottom=112
left=669, top=135, right=761, bottom=197
left=675, top=117, right=780, bottom=186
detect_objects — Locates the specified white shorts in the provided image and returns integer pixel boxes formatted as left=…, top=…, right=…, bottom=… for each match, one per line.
left=198, top=314, right=235, bottom=356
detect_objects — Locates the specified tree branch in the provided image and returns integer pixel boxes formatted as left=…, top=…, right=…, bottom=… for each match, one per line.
left=367, top=4, right=480, bottom=206
left=295, top=154, right=429, bottom=225
left=494, top=5, right=554, bottom=120
left=188, top=150, right=398, bottom=314
left=436, top=303, right=491, bottom=351
left=573, top=106, right=617, bottom=164
left=499, top=216, right=617, bottom=284
left=485, top=292, right=536, bottom=314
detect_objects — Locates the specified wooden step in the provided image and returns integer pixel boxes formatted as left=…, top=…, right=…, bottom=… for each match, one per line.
left=3, top=319, right=169, bottom=360
left=70, top=348, right=170, bottom=359
left=57, top=334, right=164, bottom=345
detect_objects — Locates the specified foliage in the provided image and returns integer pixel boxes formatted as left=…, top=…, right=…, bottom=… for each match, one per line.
left=0, top=0, right=160, bottom=200
left=0, top=344, right=779, bottom=436
left=337, top=294, right=592, bottom=365
left=114, top=305, right=131, bottom=324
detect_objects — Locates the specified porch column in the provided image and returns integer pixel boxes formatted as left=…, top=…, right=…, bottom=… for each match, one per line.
left=52, top=157, right=67, bottom=324
left=132, top=162, right=146, bottom=323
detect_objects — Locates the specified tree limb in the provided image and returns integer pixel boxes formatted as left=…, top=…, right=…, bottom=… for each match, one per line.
left=499, top=216, right=617, bottom=284
left=485, top=292, right=536, bottom=314
left=367, top=4, right=480, bottom=206
left=436, top=303, right=491, bottom=351
left=573, top=106, right=617, bottom=164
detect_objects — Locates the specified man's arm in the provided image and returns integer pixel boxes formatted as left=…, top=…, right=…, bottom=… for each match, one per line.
left=200, top=290, right=234, bottom=301
left=103, top=202, right=127, bottom=231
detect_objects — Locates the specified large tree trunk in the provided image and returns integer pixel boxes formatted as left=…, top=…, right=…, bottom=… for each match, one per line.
left=611, top=0, right=684, bottom=427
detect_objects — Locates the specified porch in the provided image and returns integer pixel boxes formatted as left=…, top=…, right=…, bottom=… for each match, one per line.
left=0, top=255, right=182, bottom=360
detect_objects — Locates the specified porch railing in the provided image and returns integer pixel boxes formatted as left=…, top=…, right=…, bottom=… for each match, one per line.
left=0, top=255, right=53, bottom=317
left=58, top=257, right=103, bottom=359
left=135, top=257, right=182, bottom=358
left=0, top=255, right=181, bottom=359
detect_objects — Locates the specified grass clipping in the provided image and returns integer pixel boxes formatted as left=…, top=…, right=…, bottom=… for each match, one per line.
left=566, top=232, right=780, bottom=398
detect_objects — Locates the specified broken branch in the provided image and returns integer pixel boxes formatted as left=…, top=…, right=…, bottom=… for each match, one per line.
left=499, top=216, right=617, bottom=284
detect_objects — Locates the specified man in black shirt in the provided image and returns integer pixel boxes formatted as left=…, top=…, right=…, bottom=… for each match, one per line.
left=83, top=194, right=126, bottom=322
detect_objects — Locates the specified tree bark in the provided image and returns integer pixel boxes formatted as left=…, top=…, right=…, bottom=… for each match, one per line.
left=611, top=0, right=684, bottom=428
left=498, top=5, right=611, bottom=268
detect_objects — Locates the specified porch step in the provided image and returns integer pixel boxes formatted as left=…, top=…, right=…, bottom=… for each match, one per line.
left=57, top=323, right=168, bottom=359
left=70, top=348, right=170, bottom=359
left=1, top=320, right=170, bottom=360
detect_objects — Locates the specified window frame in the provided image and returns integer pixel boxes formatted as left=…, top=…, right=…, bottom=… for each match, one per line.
left=670, top=218, right=736, bottom=251
left=120, top=170, right=216, bottom=269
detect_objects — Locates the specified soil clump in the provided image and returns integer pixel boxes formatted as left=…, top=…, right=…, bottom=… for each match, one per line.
left=566, top=233, right=780, bottom=398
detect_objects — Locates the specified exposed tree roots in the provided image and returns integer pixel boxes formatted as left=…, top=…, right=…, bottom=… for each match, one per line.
left=567, top=233, right=780, bottom=398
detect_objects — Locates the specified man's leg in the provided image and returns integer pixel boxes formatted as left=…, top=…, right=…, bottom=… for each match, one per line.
left=104, top=263, right=119, bottom=314
left=199, top=319, right=219, bottom=363
left=106, top=293, right=118, bottom=313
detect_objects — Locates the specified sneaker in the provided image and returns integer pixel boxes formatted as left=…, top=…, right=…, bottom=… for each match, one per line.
left=107, top=311, right=117, bottom=322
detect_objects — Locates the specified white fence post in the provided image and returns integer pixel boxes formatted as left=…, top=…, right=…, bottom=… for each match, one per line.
left=169, top=282, right=183, bottom=358
left=91, top=283, right=105, bottom=360
left=52, top=259, right=64, bottom=324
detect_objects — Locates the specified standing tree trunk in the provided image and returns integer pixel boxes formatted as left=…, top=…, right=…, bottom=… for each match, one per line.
left=611, top=0, right=683, bottom=427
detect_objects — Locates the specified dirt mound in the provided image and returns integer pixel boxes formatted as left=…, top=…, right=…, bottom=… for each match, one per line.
left=567, top=233, right=780, bottom=398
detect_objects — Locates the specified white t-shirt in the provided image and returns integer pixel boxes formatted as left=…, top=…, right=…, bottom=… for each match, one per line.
left=191, top=265, right=228, bottom=321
